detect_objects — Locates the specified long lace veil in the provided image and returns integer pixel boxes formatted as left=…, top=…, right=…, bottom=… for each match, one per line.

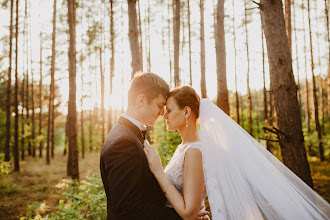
left=199, top=99, right=330, bottom=219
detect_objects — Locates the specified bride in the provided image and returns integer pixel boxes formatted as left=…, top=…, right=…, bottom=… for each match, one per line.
left=143, top=86, right=330, bottom=220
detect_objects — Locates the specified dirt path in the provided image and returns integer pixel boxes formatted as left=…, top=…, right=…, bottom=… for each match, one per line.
left=0, top=151, right=100, bottom=220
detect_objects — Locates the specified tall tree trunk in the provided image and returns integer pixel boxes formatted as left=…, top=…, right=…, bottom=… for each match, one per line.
left=319, top=78, right=325, bottom=133
left=285, top=0, right=291, bottom=53
left=137, top=0, right=143, bottom=71
left=168, top=1, right=173, bottom=86
left=173, top=0, right=180, bottom=87
left=188, top=0, right=192, bottom=86
left=216, top=0, right=229, bottom=114
left=26, top=0, right=31, bottom=156
left=128, top=0, right=142, bottom=78
left=200, top=0, right=207, bottom=98
left=47, top=0, right=56, bottom=165
left=307, top=0, right=324, bottom=161
left=80, top=0, right=85, bottom=159
left=302, top=0, right=311, bottom=133
left=51, top=90, right=55, bottom=158
left=89, top=108, right=93, bottom=152
left=293, top=0, right=301, bottom=113
left=31, top=63, right=35, bottom=158
left=233, top=0, right=239, bottom=124
left=147, top=0, right=151, bottom=71
left=109, top=0, right=114, bottom=132
left=315, top=0, right=324, bottom=132
left=99, top=48, right=105, bottom=144
left=326, top=0, right=330, bottom=119
left=39, top=17, right=43, bottom=158
left=266, top=92, right=274, bottom=152
left=67, top=0, right=79, bottom=179
left=244, top=0, right=253, bottom=136
left=261, top=16, right=268, bottom=123
left=21, top=0, right=27, bottom=161
left=260, top=0, right=314, bottom=188
left=6, top=0, right=14, bottom=162
left=255, top=91, right=260, bottom=137
left=29, top=3, right=35, bottom=157
left=14, top=0, right=20, bottom=172
left=21, top=65, right=25, bottom=161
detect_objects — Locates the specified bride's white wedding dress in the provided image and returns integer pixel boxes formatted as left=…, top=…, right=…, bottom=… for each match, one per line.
left=164, top=142, right=207, bottom=209
left=163, top=99, right=330, bottom=220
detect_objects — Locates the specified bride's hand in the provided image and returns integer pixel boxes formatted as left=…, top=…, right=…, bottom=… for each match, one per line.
left=143, top=140, right=164, bottom=177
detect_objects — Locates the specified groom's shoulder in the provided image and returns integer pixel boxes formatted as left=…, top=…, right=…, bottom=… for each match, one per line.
left=101, top=123, right=138, bottom=154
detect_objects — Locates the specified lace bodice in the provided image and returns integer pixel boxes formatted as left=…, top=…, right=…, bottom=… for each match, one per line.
left=164, top=142, right=207, bottom=208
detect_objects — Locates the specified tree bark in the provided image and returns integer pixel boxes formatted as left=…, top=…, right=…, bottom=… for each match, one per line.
left=99, top=48, right=105, bottom=144
left=307, top=0, right=324, bottom=161
left=244, top=0, right=253, bottom=136
left=137, top=0, right=143, bottom=71
left=302, top=0, right=311, bottom=133
left=21, top=0, right=27, bottom=161
left=293, top=0, right=301, bottom=113
left=188, top=0, right=192, bottom=86
left=47, top=0, right=57, bottom=165
left=5, top=0, right=14, bottom=162
left=260, top=0, right=314, bottom=187
left=255, top=91, right=260, bottom=137
left=80, top=0, right=85, bottom=159
left=89, top=108, right=93, bottom=152
left=173, top=0, right=180, bottom=87
left=168, top=1, right=173, bottom=86
left=200, top=0, right=207, bottom=98
left=128, top=0, right=142, bottom=78
left=14, top=0, right=20, bottom=172
left=326, top=0, right=330, bottom=119
left=108, top=0, right=114, bottom=132
left=147, top=0, right=151, bottom=71
left=261, top=16, right=268, bottom=123
left=39, top=18, right=43, bottom=158
left=285, top=0, right=291, bottom=53
left=31, top=62, right=35, bottom=158
left=67, top=0, right=79, bottom=180
left=233, top=0, right=239, bottom=124
left=215, top=0, right=229, bottom=114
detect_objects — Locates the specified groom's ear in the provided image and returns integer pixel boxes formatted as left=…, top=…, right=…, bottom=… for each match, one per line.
left=137, top=94, right=146, bottom=106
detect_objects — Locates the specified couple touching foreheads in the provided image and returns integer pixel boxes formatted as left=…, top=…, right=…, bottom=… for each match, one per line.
left=100, top=72, right=330, bottom=220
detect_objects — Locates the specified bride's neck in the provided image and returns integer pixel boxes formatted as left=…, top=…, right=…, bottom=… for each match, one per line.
left=179, top=123, right=199, bottom=145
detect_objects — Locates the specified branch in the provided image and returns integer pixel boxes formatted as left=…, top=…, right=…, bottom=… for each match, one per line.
left=251, top=1, right=260, bottom=6
left=262, top=127, right=278, bottom=135
left=258, top=137, right=279, bottom=143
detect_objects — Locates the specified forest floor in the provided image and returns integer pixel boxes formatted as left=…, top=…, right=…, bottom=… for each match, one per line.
left=0, top=152, right=329, bottom=220
left=0, top=151, right=100, bottom=220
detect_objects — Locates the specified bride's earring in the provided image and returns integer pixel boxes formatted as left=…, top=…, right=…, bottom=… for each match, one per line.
left=185, top=117, right=188, bottom=127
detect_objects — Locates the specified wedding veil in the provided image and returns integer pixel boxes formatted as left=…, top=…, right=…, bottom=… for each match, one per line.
left=199, top=99, right=330, bottom=220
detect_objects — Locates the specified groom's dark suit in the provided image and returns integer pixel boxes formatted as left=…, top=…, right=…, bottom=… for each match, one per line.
left=100, top=116, right=181, bottom=220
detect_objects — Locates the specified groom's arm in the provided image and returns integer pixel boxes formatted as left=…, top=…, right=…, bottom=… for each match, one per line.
left=104, top=138, right=181, bottom=219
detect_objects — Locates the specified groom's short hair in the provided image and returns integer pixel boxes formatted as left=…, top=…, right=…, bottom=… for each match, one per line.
left=128, top=72, right=170, bottom=106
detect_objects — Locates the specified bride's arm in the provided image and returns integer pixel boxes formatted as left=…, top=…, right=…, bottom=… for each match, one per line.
left=144, top=144, right=204, bottom=220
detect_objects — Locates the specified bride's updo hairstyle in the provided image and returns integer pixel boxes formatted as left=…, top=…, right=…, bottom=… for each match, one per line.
left=168, top=86, right=200, bottom=118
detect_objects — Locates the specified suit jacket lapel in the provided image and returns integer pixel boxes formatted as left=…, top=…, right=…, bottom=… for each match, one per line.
left=118, top=116, right=145, bottom=144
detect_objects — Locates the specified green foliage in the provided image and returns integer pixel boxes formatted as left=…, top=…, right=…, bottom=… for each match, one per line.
left=0, top=153, right=10, bottom=176
left=22, top=174, right=106, bottom=220
left=150, top=118, right=181, bottom=167
left=0, top=180, right=22, bottom=195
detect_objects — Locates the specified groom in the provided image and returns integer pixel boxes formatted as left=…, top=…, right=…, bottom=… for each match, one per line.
left=100, top=72, right=181, bottom=219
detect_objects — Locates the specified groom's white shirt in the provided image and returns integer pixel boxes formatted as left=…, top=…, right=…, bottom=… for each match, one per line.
left=121, top=113, right=147, bottom=132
